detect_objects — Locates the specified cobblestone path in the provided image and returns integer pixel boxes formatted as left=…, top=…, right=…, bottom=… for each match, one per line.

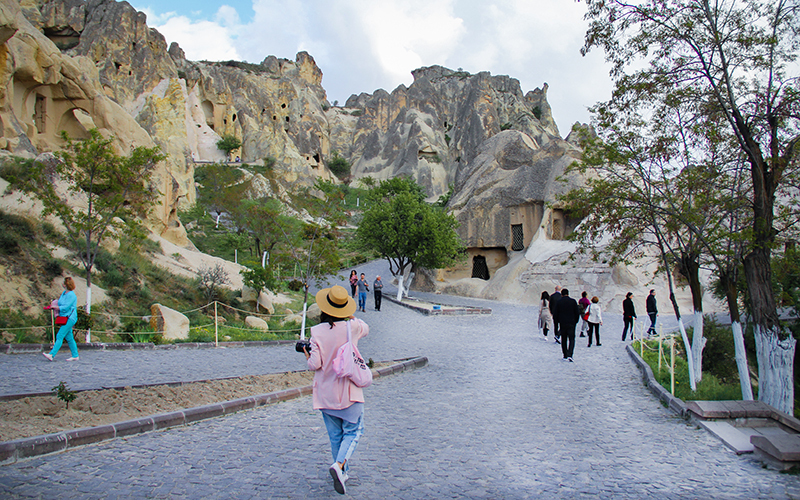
left=1, top=261, right=797, bottom=499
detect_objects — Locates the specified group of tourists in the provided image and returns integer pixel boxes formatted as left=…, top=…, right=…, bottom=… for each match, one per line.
left=348, top=270, right=383, bottom=312
left=538, top=286, right=603, bottom=362
left=538, top=286, right=660, bottom=362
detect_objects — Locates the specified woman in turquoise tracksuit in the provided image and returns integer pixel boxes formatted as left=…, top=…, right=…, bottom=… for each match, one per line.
left=42, top=277, right=79, bottom=362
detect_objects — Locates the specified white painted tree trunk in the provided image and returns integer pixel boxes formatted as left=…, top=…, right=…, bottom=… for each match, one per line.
left=396, top=275, right=404, bottom=301
left=676, top=317, right=697, bottom=391
left=754, top=325, right=796, bottom=415
left=691, top=311, right=706, bottom=384
left=300, top=302, right=308, bottom=340
left=731, top=321, right=753, bottom=400
left=84, top=286, right=92, bottom=343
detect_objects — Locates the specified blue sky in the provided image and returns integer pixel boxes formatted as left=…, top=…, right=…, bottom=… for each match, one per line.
left=130, top=0, right=613, bottom=136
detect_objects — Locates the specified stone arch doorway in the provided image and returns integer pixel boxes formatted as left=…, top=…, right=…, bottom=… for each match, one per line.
left=472, top=255, right=490, bottom=280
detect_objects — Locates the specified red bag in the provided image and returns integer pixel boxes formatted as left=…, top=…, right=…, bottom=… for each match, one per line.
left=55, top=316, right=68, bottom=326
left=582, top=304, right=591, bottom=322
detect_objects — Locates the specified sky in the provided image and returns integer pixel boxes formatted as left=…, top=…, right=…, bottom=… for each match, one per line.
left=129, top=0, right=614, bottom=137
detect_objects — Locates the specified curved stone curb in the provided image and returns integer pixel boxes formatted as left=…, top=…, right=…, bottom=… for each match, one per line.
left=626, top=345, right=687, bottom=418
left=0, top=340, right=297, bottom=355
left=383, top=295, right=492, bottom=316
left=0, top=356, right=428, bottom=465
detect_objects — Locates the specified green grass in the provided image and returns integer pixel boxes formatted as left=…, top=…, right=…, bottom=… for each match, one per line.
left=634, top=338, right=744, bottom=402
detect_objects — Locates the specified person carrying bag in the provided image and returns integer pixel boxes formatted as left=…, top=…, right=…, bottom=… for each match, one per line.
left=302, top=285, right=371, bottom=495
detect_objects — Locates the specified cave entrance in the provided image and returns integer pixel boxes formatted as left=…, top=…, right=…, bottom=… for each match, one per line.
left=472, top=255, right=490, bottom=280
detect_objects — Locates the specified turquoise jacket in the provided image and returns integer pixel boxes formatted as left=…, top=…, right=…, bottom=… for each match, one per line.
left=57, top=290, right=78, bottom=321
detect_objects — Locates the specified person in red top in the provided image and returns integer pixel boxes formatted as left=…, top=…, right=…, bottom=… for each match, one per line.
left=578, top=291, right=591, bottom=338
left=303, top=285, right=369, bottom=495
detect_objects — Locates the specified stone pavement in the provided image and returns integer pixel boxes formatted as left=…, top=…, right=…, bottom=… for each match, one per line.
left=0, top=260, right=798, bottom=499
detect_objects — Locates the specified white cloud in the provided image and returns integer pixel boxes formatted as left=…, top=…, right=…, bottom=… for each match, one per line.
left=136, top=0, right=613, bottom=133
left=151, top=14, right=242, bottom=61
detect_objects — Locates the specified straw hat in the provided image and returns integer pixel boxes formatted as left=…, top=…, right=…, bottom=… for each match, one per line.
left=315, top=285, right=357, bottom=318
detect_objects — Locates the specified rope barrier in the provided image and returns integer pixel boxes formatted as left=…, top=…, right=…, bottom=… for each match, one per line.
left=1, top=298, right=307, bottom=341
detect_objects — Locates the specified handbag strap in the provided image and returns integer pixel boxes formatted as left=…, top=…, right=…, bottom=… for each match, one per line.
left=346, top=320, right=352, bottom=343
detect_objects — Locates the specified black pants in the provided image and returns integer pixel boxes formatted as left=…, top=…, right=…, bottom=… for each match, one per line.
left=374, top=290, right=382, bottom=311
left=622, top=316, right=634, bottom=340
left=587, top=322, right=600, bottom=346
left=648, top=313, right=657, bottom=334
left=560, top=323, right=576, bottom=358
left=553, top=319, right=560, bottom=340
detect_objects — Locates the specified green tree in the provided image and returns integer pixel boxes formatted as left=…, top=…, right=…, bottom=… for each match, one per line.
left=356, top=177, right=464, bottom=300
left=582, top=0, right=800, bottom=414
left=237, top=179, right=347, bottom=336
left=327, top=151, right=351, bottom=180
left=216, top=134, right=242, bottom=159
left=26, top=129, right=165, bottom=342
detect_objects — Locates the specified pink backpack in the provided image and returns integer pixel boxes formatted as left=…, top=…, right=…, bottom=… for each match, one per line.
left=332, top=321, right=373, bottom=388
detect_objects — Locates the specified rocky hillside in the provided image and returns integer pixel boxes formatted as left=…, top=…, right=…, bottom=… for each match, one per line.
left=1, top=0, right=692, bottom=312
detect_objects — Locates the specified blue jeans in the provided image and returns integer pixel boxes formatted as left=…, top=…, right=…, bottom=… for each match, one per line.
left=50, top=317, right=79, bottom=358
left=358, top=292, right=367, bottom=310
left=321, top=412, right=364, bottom=472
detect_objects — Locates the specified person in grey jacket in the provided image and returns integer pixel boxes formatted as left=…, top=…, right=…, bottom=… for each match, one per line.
left=373, top=276, right=384, bottom=311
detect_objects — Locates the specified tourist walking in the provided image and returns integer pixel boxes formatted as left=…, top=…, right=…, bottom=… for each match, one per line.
left=549, top=285, right=562, bottom=344
left=586, top=296, right=603, bottom=347
left=578, top=291, right=591, bottom=337
left=538, top=291, right=553, bottom=339
left=646, top=289, right=658, bottom=336
left=373, top=275, right=383, bottom=311
left=42, top=277, right=79, bottom=362
left=348, top=270, right=358, bottom=297
left=356, top=273, right=369, bottom=312
left=302, top=285, right=369, bottom=495
left=622, top=292, right=637, bottom=341
left=555, top=288, right=580, bottom=362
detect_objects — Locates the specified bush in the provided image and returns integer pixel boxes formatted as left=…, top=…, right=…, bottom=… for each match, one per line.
left=328, top=152, right=351, bottom=178
left=43, top=259, right=63, bottom=278
left=287, top=279, right=304, bottom=292
left=102, top=267, right=126, bottom=289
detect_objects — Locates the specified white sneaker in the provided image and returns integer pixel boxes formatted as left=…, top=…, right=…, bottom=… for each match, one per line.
left=329, top=463, right=346, bottom=495
left=66, top=357, right=79, bottom=362
left=42, top=352, right=54, bottom=361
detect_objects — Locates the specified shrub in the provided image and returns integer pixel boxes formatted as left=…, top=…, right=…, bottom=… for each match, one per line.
left=216, top=135, right=242, bottom=157
left=287, top=279, right=304, bottom=292
left=500, top=122, right=513, bottom=131
left=102, top=267, right=126, bottom=289
left=43, top=259, right=63, bottom=278
left=328, top=152, right=351, bottom=178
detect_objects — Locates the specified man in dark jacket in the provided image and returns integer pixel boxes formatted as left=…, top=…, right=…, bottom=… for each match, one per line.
left=646, top=289, right=657, bottom=336
left=622, top=292, right=637, bottom=341
left=549, top=286, right=562, bottom=344
left=555, top=288, right=580, bottom=361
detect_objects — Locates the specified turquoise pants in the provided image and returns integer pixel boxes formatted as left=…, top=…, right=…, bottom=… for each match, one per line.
left=49, top=317, right=79, bottom=358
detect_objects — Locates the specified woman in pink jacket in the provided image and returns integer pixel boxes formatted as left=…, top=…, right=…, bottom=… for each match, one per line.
left=304, top=285, right=369, bottom=495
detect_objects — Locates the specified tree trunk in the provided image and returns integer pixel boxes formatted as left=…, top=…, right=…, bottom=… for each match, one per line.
left=691, top=312, right=705, bottom=384
left=731, top=321, right=754, bottom=400
left=682, top=252, right=705, bottom=384
left=396, top=275, right=404, bottom=301
left=721, top=272, right=753, bottom=400
left=754, top=324, right=796, bottom=414
left=745, top=247, right=796, bottom=414
left=670, top=291, right=696, bottom=392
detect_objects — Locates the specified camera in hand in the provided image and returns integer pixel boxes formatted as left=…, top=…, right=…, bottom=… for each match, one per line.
left=295, top=340, right=311, bottom=354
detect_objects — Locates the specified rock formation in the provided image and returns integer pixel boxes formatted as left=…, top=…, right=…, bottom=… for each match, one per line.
left=1, top=0, right=691, bottom=313
left=336, top=66, right=560, bottom=199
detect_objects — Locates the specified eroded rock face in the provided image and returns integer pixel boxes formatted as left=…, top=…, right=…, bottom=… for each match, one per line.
left=448, top=130, right=583, bottom=251
left=337, top=65, right=561, bottom=198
